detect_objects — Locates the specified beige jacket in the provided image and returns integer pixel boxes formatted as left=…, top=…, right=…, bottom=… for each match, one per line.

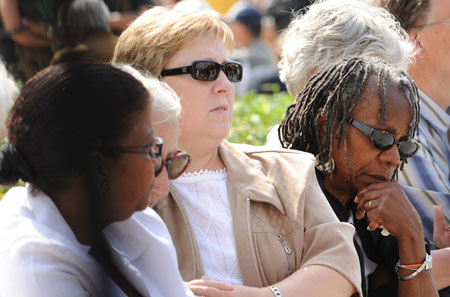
left=154, top=141, right=362, bottom=296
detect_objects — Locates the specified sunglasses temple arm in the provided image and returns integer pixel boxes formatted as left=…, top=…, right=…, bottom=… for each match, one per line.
left=348, top=118, right=373, bottom=135
left=160, top=66, right=193, bottom=77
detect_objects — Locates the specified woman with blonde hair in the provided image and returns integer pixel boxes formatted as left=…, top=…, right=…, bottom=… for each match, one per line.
left=113, top=6, right=362, bottom=297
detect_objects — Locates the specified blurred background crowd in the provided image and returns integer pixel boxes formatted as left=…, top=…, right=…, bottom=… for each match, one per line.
left=0, top=0, right=311, bottom=95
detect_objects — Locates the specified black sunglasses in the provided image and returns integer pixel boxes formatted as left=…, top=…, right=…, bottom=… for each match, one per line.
left=347, top=118, right=420, bottom=159
left=158, top=149, right=191, bottom=180
left=160, top=60, right=243, bottom=83
left=114, top=137, right=164, bottom=176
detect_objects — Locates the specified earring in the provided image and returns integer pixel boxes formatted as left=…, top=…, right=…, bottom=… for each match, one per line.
left=315, top=153, right=335, bottom=175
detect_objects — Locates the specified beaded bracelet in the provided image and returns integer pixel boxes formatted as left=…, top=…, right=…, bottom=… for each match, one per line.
left=268, top=285, right=282, bottom=297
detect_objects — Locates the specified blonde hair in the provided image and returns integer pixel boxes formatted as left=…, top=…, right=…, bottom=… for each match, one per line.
left=112, top=6, right=234, bottom=76
left=279, top=0, right=415, bottom=97
left=114, top=63, right=181, bottom=125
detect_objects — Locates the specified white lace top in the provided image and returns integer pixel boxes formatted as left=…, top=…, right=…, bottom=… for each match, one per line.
left=171, top=169, right=243, bottom=285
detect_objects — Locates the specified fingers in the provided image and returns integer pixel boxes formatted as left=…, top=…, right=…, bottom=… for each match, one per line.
left=355, top=182, right=392, bottom=199
left=354, top=182, right=422, bottom=238
left=355, top=195, right=381, bottom=220
left=367, top=220, right=381, bottom=232
left=433, top=205, right=446, bottom=243
left=355, top=199, right=373, bottom=219
left=190, top=286, right=234, bottom=297
left=188, top=280, right=233, bottom=291
left=186, top=277, right=234, bottom=297
left=354, top=182, right=407, bottom=220
left=189, top=285, right=233, bottom=297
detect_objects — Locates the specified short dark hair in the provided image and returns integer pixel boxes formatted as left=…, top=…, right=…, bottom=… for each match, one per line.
left=374, top=0, right=431, bottom=31
left=266, top=0, right=311, bottom=32
left=234, top=7, right=262, bottom=37
left=56, top=0, right=110, bottom=45
left=1, top=62, right=150, bottom=194
left=279, top=56, right=419, bottom=170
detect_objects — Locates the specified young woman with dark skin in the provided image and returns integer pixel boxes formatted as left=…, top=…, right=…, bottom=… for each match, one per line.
left=0, top=62, right=194, bottom=297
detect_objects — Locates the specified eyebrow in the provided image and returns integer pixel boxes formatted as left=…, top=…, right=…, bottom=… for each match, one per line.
left=374, top=122, right=412, bottom=140
left=375, top=123, right=397, bottom=135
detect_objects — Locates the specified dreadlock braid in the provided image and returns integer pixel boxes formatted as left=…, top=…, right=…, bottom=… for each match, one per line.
left=279, top=56, right=419, bottom=172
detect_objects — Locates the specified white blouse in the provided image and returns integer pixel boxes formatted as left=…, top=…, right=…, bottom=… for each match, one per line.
left=172, top=169, right=243, bottom=285
left=0, top=186, right=194, bottom=297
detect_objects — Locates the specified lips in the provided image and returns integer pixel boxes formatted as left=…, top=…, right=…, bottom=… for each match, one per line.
left=368, top=174, right=390, bottom=182
left=211, top=105, right=228, bottom=112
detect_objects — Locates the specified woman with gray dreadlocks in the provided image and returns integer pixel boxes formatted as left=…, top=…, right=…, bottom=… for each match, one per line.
left=279, top=56, right=439, bottom=297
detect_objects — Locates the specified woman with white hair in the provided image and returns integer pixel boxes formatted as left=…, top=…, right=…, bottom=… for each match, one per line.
left=279, top=0, right=414, bottom=98
left=0, top=60, right=18, bottom=140
left=265, top=0, right=415, bottom=146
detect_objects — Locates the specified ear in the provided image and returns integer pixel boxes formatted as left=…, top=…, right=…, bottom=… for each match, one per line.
left=408, top=29, right=426, bottom=59
left=88, top=151, right=107, bottom=191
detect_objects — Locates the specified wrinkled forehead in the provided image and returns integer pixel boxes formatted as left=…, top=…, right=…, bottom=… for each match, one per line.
left=354, top=76, right=414, bottom=122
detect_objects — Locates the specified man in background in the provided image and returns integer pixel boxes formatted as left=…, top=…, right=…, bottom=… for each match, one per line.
left=373, top=0, right=450, bottom=243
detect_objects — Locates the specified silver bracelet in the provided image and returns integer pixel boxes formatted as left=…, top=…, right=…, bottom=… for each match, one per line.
left=395, top=253, right=432, bottom=281
left=268, top=285, right=282, bottom=297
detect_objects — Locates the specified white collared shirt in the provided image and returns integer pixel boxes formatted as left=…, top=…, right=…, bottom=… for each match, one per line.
left=0, top=186, right=194, bottom=297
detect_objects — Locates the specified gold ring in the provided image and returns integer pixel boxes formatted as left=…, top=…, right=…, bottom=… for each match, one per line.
left=368, top=200, right=373, bottom=210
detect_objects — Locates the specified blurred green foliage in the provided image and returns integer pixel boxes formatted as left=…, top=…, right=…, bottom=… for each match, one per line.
left=227, top=90, right=294, bottom=145
left=0, top=182, right=25, bottom=199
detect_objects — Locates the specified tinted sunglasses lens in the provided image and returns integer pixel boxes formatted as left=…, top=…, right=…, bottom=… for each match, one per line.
left=224, top=62, right=243, bottom=82
left=371, top=130, right=396, bottom=151
left=150, top=137, right=163, bottom=176
left=193, top=61, right=220, bottom=81
left=167, top=155, right=190, bottom=179
left=398, top=141, right=419, bottom=158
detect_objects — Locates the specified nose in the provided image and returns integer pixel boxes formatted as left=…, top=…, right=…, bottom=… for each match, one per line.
left=152, top=166, right=170, bottom=198
left=379, top=145, right=401, bottom=167
left=213, top=68, right=234, bottom=94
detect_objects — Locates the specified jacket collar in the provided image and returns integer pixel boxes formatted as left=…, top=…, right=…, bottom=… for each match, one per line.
left=219, top=141, right=285, bottom=215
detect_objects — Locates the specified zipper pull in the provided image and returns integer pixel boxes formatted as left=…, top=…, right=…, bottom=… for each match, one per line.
left=277, top=234, right=292, bottom=255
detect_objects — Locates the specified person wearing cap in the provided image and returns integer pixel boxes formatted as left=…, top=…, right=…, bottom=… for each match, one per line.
left=229, top=6, right=276, bottom=95
left=229, top=6, right=274, bottom=69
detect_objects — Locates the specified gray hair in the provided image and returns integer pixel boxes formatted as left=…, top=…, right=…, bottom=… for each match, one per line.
left=0, top=60, right=19, bottom=131
left=114, top=63, right=181, bottom=125
left=62, top=0, right=110, bottom=37
left=279, top=0, right=415, bottom=97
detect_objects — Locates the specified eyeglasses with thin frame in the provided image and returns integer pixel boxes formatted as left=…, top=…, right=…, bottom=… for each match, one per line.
left=347, top=118, right=420, bottom=159
left=114, top=137, right=164, bottom=176
left=160, top=60, right=243, bottom=83
left=160, top=149, right=191, bottom=180
left=417, top=17, right=450, bottom=29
